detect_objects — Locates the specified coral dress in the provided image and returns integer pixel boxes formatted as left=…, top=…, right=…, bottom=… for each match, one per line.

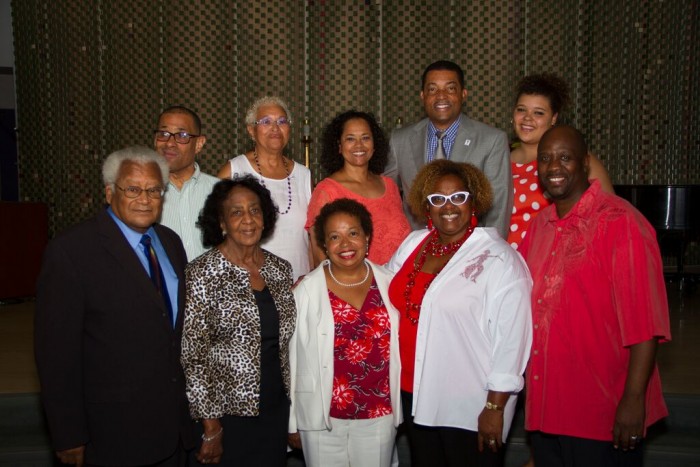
left=306, top=176, right=411, bottom=264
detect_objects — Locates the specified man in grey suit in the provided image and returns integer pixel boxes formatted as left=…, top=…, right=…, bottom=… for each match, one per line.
left=385, top=60, right=512, bottom=237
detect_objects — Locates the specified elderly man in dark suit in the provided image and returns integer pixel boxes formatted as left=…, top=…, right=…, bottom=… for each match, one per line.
left=385, top=60, right=512, bottom=237
left=35, top=146, right=194, bottom=466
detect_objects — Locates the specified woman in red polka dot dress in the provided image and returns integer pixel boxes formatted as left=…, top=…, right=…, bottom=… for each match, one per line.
left=508, top=74, right=615, bottom=249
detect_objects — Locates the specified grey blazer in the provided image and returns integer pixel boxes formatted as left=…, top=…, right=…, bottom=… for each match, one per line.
left=385, top=113, right=512, bottom=238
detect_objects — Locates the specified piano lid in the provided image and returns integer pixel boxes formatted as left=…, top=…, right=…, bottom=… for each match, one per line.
left=614, top=185, right=699, bottom=232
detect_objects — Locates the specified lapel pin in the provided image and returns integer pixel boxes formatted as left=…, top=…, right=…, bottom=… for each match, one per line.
left=465, top=139, right=471, bottom=146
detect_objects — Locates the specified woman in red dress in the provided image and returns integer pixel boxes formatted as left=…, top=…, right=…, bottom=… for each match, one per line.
left=508, top=74, right=614, bottom=249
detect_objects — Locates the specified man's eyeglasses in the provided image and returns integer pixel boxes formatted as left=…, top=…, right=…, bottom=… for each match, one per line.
left=254, top=117, right=291, bottom=127
left=426, top=191, right=471, bottom=207
left=153, top=130, right=200, bottom=144
left=115, top=185, right=165, bottom=199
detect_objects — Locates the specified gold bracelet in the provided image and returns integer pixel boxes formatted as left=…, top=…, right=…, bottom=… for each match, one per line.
left=485, top=401, right=504, bottom=411
left=201, top=427, right=223, bottom=442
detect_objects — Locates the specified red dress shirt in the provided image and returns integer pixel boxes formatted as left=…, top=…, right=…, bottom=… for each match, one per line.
left=520, top=181, right=671, bottom=441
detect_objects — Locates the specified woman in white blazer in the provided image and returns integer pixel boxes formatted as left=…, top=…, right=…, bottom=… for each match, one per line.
left=386, top=160, right=532, bottom=467
left=288, top=198, right=402, bottom=467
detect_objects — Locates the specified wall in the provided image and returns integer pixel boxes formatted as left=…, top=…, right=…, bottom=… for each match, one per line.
left=0, top=0, right=17, bottom=200
left=0, top=0, right=14, bottom=108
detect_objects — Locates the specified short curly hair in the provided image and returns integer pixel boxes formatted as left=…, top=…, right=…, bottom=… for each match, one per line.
left=312, top=198, right=374, bottom=252
left=244, top=96, right=292, bottom=126
left=515, top=73, right=570, bottom=116
left=320, top=110, right=389, bottom=176
left=408, top=160, right=493, bottom=219
left=197, top=176, right=278, bottom=248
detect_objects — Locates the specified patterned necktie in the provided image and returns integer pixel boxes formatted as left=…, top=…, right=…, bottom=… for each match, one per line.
left=140, top=234, right=174, bottom=327
left=434, top=130, right=446, bottom=160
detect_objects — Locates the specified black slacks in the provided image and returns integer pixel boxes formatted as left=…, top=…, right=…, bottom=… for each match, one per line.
left=401, top=391, right=504, bottom=467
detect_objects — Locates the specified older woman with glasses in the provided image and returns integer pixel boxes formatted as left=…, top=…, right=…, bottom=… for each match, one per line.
left=387, top=160, right=532, bottom=467
left=218, top=96, right=312, bottom=281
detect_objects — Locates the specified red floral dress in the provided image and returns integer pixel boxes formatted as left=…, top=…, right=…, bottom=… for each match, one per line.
left=329, top=279, right=393, bottom=419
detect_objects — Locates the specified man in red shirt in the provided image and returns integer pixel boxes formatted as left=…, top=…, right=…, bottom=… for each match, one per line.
left=519, top=126, right=671, bottom=466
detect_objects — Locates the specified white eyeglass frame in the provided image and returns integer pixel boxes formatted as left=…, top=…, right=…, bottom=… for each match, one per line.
left=426, top=191, right=471, bottom=207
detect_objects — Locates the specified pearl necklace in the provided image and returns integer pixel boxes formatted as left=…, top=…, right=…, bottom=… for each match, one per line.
left=403, top=227, right=474, bottom=325
left=253, top=151, right=293, bottom=215
left=327, top=259, right=371, bottom=287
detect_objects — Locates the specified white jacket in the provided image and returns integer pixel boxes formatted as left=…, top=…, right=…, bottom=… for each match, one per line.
left=387, top=228, right=532, bottom=438
left=288, top=260, right=402, bottom=432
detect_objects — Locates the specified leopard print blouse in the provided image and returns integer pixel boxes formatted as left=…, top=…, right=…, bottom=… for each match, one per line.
left=181, top=248, right=297, bottom=419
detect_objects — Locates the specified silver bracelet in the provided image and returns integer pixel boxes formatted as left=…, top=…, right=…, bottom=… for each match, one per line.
left=201, top=427, right=223, bottom=442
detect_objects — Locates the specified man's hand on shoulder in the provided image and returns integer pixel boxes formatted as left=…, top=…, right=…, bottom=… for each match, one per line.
left=56, top=445, right=85, bottom=466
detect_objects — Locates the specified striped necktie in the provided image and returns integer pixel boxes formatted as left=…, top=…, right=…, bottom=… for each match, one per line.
left=140, top=234, right=174, bottom=327
left=434, top=130, right=446, bottom=160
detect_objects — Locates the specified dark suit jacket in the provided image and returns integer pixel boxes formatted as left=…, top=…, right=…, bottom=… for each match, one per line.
left=35, top=209, right=194, bottom=466
left=385, top=113, right=513, bottom=238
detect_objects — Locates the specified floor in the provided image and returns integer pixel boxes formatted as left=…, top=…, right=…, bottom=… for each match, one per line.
left=0, top=301, right=39, bottom=394
left=656, top=280, right=700, bottom=395
left=1, top=280, right=699, bottom=396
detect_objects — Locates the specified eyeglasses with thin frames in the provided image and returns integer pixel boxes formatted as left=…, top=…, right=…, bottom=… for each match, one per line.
left=153, top=130, right=200, bottom=144
left=426, top=191, right=471, bottom=207
left=254, top=117, right=291, bottom=127
left=115, top=184, right=165, bottom=199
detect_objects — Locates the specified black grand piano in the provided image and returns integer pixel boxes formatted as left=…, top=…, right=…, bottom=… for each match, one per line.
left=615, top=185, right=700, bottom=282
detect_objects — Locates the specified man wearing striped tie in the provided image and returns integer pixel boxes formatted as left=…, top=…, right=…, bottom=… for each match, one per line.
left=385, top=60, right=512, bottom=237
left=35, top=147, right=194, bottom=466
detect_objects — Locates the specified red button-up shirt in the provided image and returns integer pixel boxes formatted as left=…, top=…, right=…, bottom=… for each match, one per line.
left=520, top=181, right=671, bottom=441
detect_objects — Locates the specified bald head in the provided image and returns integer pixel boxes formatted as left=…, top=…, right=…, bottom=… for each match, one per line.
left=540, top=125, right=588, bottom=159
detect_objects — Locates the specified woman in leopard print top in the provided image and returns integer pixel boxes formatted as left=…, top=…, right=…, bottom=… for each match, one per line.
left=182, top=176, right=296, bottom=466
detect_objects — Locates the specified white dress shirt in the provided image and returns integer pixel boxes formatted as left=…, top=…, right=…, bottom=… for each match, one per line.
left=387, top=227, right=532, bottom=439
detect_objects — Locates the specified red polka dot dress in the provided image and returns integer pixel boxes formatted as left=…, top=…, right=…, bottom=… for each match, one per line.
left=507, top=160, right=551, bottom=249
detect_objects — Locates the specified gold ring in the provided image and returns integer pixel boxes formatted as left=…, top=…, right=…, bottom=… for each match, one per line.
left=489, top=439, right=496, bottom=445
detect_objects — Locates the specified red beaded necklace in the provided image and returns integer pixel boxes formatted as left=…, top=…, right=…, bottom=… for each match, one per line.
left=403, top=227, right=474, bottom=325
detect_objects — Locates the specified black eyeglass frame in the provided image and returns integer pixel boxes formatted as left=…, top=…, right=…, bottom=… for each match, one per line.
left=153, top=130, right=200, bottom=144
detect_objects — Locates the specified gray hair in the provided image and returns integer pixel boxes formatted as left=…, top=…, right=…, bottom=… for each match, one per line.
left=244, top=96, right=292, bottom=126
left=102, top=146, right=169, bottom=188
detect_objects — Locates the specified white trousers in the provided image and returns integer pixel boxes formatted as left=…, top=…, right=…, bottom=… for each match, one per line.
left=300, top=414, right=396, bottom=467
